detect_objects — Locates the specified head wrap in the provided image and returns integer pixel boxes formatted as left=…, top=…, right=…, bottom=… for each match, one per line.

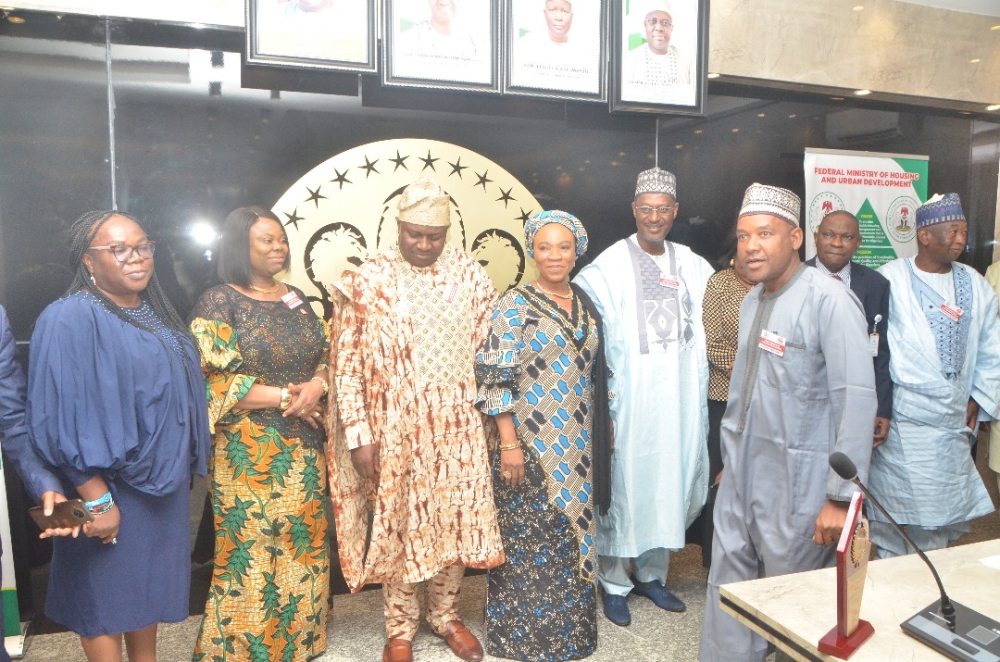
left=634, top=167, right=677, bottom=199
left=397, top=176, right=451, bottom=227
left=524, top=210, right=588, bottom=259
left=739, top=183, right=800, bottom=227
left=916, top=193, right=965, bottom=229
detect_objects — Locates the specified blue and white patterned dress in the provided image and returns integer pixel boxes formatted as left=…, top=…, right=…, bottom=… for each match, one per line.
left=475, top=284, right=599, bottom=662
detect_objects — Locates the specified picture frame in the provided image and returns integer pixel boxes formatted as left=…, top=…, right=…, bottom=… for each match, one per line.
left=610, top=0, right=708, bottom=115
left=383, top=0, right=501, bottom=92
left=246, top=0, right=377, bottom=73
left=503, top=0, right=607, bottom=102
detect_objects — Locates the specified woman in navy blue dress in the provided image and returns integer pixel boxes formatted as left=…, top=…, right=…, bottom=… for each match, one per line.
left=26, top=211, right=210, bottom=662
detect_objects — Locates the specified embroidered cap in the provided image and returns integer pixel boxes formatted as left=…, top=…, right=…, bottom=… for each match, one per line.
left=739, top=183, right=800, bottom=227
left=634, top=167, right=677, bottom=199
left=397, top=176, right=451, bottom=227
left=916, top=193, right=965, bottom=229
left=641, top=0, right=673, bottom=18
left=524, top=210, right=588, bottom=259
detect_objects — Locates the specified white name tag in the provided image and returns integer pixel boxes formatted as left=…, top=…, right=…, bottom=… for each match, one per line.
left=941, top=303, right=963, bottom=321
left=869, top=333, right=879, bottom=357
left=659, top=274, right=681, bottom=289
left=759, top=329, right=786, bottom=357
left=442, top=281, right=461, bottom=303
left=281, top=290, right=303, bottom=310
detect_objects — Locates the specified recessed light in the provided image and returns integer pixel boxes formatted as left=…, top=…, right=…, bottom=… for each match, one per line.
left=987, top=104, right=1000, bottom=111
left=831, top=97, right=845, bottom=101
left=707, top=72, right=721, bottom=79
left=854, top=89, right=871, bottom=96
left=4, top=13, right=25, bottom=23
left=970, top=58, right=981, bottom=63
left=675, top=144, right=683, bottom=149
left=788, top=114, right=797, bottom=118
left=852, top=5, right=864, bottom=11
left=731, top=128, right=740, bottom=133
left=991, top=25, right=1000, bottom=31
left=757, top=113, right=766, bottom=118
left=694, top=129, right=704, bottom=134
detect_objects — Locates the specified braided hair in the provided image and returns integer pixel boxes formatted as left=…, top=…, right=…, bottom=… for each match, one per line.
left=66, top=210, right=187, bottom=333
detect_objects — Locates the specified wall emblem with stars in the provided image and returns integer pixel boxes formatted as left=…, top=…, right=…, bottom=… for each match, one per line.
left=273, top=138, right=540, bottom=320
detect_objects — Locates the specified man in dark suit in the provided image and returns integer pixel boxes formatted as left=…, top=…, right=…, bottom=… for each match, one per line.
left=806, top=210, right=892, bottom=447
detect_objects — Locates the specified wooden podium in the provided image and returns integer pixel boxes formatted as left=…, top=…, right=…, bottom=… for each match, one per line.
left=818, top=491, right=875, bottom=659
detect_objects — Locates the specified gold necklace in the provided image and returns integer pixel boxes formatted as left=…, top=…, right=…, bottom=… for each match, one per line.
left=533, top=280, right=572, bottom=300
left=248, top=281, right=280, bottom=293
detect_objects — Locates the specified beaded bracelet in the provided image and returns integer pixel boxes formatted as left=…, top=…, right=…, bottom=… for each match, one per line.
left=84, top=491, right=115, bottom=516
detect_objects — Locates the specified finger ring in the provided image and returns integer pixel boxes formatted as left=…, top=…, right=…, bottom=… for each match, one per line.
left=111, top=538, right=117, bottom=545
left=313, top=411, right=321, bottom=418
left=501, top=470, right=512, bottom=480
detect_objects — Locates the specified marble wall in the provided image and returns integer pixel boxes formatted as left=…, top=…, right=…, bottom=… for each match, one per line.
left=709, top=0, right=1000, bottom=106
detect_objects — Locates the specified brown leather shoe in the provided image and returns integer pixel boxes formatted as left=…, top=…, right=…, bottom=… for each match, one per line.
left=382, top=638, right=413, bottom=662
left=435, top=620, right=484, bottom=662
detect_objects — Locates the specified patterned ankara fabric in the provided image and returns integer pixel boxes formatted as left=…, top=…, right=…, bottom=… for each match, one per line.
left=383, top=565, right=465, bottom=640
left=190, top=284, right=330, bottom=662
left=739, top=183, right=800, bottom=227
left=702, top=268, right=750, bottom=402
left=328, top=244, right=504, bottom=593
left=475, top=285, right=600, bottom=661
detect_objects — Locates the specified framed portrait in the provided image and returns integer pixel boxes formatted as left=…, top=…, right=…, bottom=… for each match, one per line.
left=383, top=0, right=500, bottom=92
left=246, top=0, right=377, bottom=73
left=610, top=0, right=707, bottom=115
left=504, top=0, right=607, bottom=101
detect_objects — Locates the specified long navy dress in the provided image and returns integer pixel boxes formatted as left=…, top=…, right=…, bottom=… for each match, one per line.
left=26, top=292, right=210, bottom=637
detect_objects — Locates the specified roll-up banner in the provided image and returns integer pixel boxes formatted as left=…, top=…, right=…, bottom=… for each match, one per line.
left=804, top=147, right=928, bottom=268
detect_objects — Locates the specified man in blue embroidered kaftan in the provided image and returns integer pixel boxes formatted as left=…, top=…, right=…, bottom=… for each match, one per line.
left=870, top=193, right=1000, bottom=557
left=575, top=167, right=713, bottom=625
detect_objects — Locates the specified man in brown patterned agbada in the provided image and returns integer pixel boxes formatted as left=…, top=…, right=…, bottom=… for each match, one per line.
left=328, top=176, right=504, bottom=662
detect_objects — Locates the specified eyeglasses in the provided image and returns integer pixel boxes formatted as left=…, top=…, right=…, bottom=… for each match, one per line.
left=87, top=242, right=156, bottom=263
left=635, top=205, right=677, bottom=215
left=645, top=17, right=673, bottom=28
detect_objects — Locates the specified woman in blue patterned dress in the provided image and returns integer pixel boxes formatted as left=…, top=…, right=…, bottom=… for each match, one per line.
left=475, top=210, right=611, bottom=662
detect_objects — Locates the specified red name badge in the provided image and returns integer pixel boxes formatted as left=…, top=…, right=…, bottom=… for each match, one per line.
left=281, top=290, right=303, bottom=310
left=659, top=274, right=681, bottom=289
left=759, top=329, right=786, bottom=357
left=940, top=303, right=963, bottom=321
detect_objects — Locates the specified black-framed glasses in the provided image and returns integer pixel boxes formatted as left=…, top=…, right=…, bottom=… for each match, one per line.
left=645, top=17, right=673, bottom=28
left=87, top=242, right=156, bottom=263
left=636, top=205, right=677, bottom=215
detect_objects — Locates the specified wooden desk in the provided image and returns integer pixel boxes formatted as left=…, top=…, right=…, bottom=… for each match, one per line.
left=719, top=539, right=1000, bottom=661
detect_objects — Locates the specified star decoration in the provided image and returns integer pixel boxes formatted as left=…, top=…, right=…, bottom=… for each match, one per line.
left=304, top=185, right=326, bottom=208
left=448, top=157, right=467, bottom=179
left=474, top=169, right=493, bottom=191
left=359, top=156, right=380, bottom=178
left=330, top=168, right=352, bottom=189
left=390, top=150, right=409, bottom=172
left=495, top=187, right=515, bottom=208
left=418, top=150, right=439, bottom=172
left=517, top=207, right=533, bottom=225
left=283, top=207, right=304, bottom=230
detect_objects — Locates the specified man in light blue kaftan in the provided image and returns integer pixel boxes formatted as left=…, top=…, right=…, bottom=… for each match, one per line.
left=698, top=184, right=876, bottom=662
left=870, top=193, right=1000, bottom=557
left=574, top=167, right=713, bottom=625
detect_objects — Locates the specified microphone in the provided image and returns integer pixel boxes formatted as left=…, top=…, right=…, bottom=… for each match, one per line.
left=828, top=452, right=955, bottom=624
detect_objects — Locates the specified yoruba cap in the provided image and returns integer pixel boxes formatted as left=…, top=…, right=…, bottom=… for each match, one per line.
left=916, top=193, right=965, bottom=228
left=739, top=183, right=800, bottom=227
left=397, top=176, right=451, bottom=227
left=641, top=0, right=673, bottom=17
left=524, top=210, right=588, bottom=259
left=634, top=167, right=677, bottom=199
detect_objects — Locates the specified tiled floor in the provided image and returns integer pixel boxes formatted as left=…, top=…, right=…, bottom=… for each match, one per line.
left=16, top=449, right=1000, bottom=661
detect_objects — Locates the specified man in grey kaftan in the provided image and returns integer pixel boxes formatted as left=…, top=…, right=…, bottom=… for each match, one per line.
left=698, top=184, right=876, bottom=662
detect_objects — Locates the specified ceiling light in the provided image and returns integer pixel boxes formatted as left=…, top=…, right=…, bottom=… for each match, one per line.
left=854, top=89, right=871, bottom=96
left=707, top=72, right=721, bottom=79
left=694, top=129, right=704, bottom=134
left=987, top=104, right=1000, bottom=111
left=4, top=12, right=25, bottom=23
left=675, top=144, right=683, bottom=149
left=852, top=5, right=864, bottom=11
left=788, top=114, right=797, bottom=118
left=731, top=128, right=740, bottom=133
left=831, top=96, right=845, bottom=101
left=189, top=222, right=218, bottom=247
left=991, top=25, right=1000, bottom=31
left=757, top=113, right=766, bottom=117
left=970, top=58, right=981, bottom=63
